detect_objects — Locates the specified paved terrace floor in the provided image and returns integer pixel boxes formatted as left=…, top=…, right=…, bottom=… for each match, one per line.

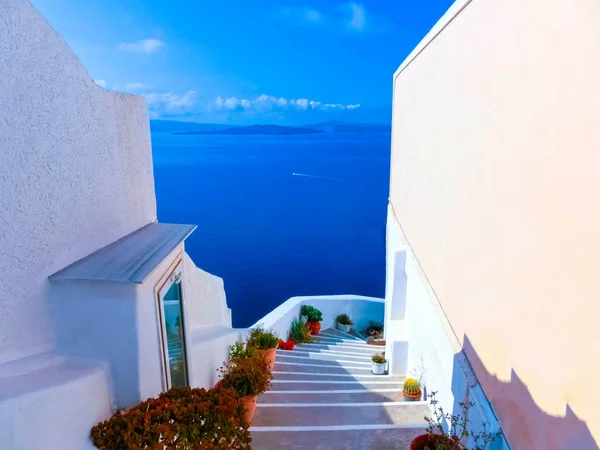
left=251, top=328, right=429, bottom=449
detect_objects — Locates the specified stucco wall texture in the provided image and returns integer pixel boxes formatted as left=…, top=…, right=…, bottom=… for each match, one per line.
left=391, top=0, right=600, bottom=448
left=0, top=0, right=156, bottom=363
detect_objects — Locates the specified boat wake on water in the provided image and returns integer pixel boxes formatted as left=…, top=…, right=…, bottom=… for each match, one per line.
left=292, top=172, right=343, bottom=180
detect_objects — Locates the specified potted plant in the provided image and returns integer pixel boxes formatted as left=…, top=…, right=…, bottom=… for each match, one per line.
left=364, top=320, right=384, bottom=341
left=410, top=391, right=502, bottom=450
left=278, top=338, right=295, bottom=350
left=335, top=313, right=353, bottom=333
left=247, top=326, right=279, bottom=372
left=228, top=341, right=256, bottom=361
left=91, top=385, right=252, bottom=448
left=403, top=378, right=422, bottom=401
left=371, top=353, right=387, bottom=375
left=290, top=317, right=312, bottom=343
left=300, top=305, right=323, bottom=335
left=218, top=354, right=272, bottom=425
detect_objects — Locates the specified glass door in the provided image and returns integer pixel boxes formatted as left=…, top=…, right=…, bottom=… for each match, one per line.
left=158, top=264, right=188, bottom=388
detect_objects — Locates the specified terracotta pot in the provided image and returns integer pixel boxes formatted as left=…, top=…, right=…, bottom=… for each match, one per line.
left=306, top=321, right=321, bottom=336
left=242, top=395, right=258, bottom=425
left=257, top=347, right=277, bottom=372
left=410, top=434, right=460, bottom=450
left=403, top=389, right=422, bottom=401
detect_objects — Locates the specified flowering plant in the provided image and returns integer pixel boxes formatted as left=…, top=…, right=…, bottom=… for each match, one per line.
left=91, top=386, right=251, bottom=449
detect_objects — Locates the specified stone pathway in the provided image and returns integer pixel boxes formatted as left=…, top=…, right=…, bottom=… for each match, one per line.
left=250, top=328, right=429, bottom=449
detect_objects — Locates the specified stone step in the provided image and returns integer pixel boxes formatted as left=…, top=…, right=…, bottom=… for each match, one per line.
left=319, top=329, right=365, bottom=341
left=287, top=346, right=374, bottom=359
left=277, top=349, right=372, bottom=364
left=295, top=342, right=378, bottom=355
left=272, top=371, right=404, bottom=382
left=274, top=362, right=373, bottom=375
left=250, top=425, right=427, bottom=450
left=260, top=389, right=409, bottom=403
left=269, top=380, right=407, bottom=391
left=310, top=336, right=371, bottom=347
left=276, top=353, right=372, bottom=366
left=252, top=402, right=430, bottom=427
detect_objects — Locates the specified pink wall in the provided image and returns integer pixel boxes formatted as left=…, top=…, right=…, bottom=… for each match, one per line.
left=391, top=0, right=600, bottom=448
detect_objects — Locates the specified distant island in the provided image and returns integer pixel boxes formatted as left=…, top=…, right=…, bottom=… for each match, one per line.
left=307, top=121, right=392, bottom=133
left=173, top=125, right=324, bottom=136
left=150, top=120, right=392, bottom=135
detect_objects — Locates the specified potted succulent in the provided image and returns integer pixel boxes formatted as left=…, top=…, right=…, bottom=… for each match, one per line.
left=335, top=313, right=353, bottom=333
left=300, top=305, right=323, bottom=336
left=411, top=391, right=502, bottom=450
left=403, top=378, right=422, bottom=401
left=247, top=326, right=279, bottom=372
left=371, top=353, right=387, bottom=375
left=218, top=354, right=272, bottom=425
left=91, top=385, right=252, bottom=448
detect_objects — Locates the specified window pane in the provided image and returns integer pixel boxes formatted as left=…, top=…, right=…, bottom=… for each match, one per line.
left=162, top=282, right=187, bottom=387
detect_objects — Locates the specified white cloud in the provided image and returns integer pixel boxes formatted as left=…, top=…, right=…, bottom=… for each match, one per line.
left=123, top=82, right=149, bottom=91
left=145, top=90, right=198, bottom=113
left=116, top=39, right=165, bottom=54
left=345, top=3, right=366, bottom=31
left=294, top=98, right=309, bottom=110
left=94, top=79, right=107, bottom=88
left=282, top=7, right=323, bottom=24
left=213, top=94, right=360, bottom=113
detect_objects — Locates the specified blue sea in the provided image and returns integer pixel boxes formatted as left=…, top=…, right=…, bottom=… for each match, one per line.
left=151, top=132, right=391, bottom=327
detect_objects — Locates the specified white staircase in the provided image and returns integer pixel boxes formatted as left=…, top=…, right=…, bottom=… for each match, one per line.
left=251, top=328, right=429, bottom=449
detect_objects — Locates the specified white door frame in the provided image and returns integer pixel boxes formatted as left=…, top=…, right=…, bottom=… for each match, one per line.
left=156, top=259, right=189, bottom=389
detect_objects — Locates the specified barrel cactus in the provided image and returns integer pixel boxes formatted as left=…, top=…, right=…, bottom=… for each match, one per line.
left=403, top=378, right=421, bottom=396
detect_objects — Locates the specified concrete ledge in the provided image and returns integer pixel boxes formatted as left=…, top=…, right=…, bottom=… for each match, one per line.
left=253, top=295, right=384, bottom=344
left=0, top=356, right=112, bottom=450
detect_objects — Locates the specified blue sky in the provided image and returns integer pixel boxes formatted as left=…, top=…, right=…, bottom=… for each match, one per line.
left=32, top=0, right=454, bottom=125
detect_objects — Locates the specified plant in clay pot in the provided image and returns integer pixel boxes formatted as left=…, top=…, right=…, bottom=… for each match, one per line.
left=371, top=353, right=387, bottom=375
left=218, top=354, right=272, bottom=425
left=229, top=341, right=256, bottom=362
left=246, top=326, right=279, bottom=371
left=403, top=378, right=422, bottom=401
left=410, top=390, right=502, bottom=450
left=300, top=305, right=323, bottom=335
left=278, top=338, right=295, bottom=350
left=364, top=320, right=384, bottom=340
left=335, top=313, right=353, bottom=333
left=290, top=317, right=312, bottom=344
left=90, top=385, right=251, bottom=449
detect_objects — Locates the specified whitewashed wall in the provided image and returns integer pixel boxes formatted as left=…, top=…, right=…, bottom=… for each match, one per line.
left=0, top=0, right=156, bottom=365
left=386, top=207, right=509, bottom=449
left=253, top=295, right=385, bottom=342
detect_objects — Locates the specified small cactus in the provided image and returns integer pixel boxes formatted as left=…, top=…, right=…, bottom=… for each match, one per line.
left=403, top=378, right=421, bottom=395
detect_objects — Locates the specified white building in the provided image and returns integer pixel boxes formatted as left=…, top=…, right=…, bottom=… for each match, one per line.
left=17, top=0, right=600, bottom=447
left=0, top=1, right=238, bottom=448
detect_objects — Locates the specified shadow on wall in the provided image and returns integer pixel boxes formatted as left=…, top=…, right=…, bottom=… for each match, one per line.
left=461, top=335, right=599, bottom=450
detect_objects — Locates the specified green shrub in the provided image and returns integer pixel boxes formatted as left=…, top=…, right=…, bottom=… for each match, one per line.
left=90, top=385, right=251, bottom=449
left=372, top=353, right=386, bottom=364
left=229, top=341, right=256, bottom=361
left=300, top=305, right=323, bottom=322
left=335, top=313, right=353, bottom=326
left=364, top=320, right=384, bottom=339
left=290, top=317, right=312, bottom=343
left=247, top=326, right=279, bottom=350
left=218, top=354, right=272, bottom=397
